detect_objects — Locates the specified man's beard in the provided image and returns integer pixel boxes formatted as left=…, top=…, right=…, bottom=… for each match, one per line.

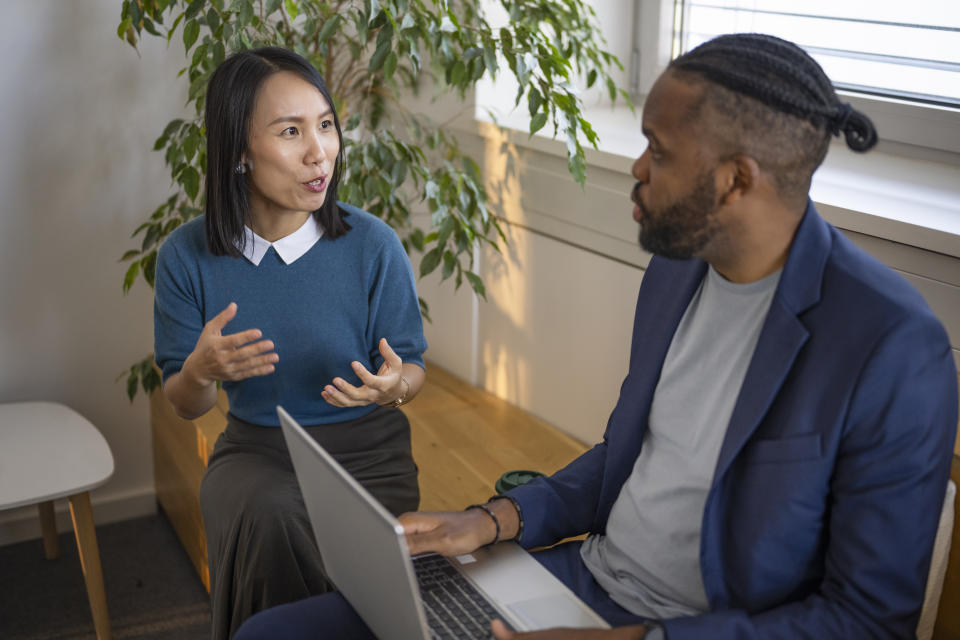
left=635, top=171, right=719, bottom=260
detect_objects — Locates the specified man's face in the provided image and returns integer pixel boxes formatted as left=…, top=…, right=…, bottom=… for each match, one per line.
left=631, top=73, right=721, bottom=259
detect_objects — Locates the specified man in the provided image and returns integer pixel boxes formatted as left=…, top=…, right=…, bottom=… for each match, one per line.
left=235, top=34, right=957, bottom=639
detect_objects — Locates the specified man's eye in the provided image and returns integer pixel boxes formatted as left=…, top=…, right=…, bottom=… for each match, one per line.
left=283, top=126, right=299, bottom=136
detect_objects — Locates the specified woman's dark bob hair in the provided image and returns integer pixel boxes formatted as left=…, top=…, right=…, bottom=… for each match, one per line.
left=204, top=46, right=349, bottom=256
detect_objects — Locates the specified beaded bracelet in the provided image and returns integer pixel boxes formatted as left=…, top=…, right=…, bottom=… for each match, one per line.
left=487, top=494, right=524, bottom=544
left=465, top=503, right=500, bottom=547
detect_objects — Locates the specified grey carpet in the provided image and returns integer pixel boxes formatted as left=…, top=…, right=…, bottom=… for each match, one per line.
left=0, top=510, right=211, bottom=639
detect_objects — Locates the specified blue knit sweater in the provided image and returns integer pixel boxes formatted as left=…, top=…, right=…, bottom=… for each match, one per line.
left=153, top=203, right=427, bottom=426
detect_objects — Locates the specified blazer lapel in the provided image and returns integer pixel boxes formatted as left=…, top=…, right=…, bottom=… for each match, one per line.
left=712, top=202, right=832, bottom=482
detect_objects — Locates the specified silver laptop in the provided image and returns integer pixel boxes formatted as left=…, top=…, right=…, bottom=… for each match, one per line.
left=277, top=406, right=609, bottom=639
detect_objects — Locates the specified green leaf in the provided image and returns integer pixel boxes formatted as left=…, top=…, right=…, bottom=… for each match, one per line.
left=419, top=247, right=442, bottom=278
left=206, top=8, right=220, bottom=34
left=127, top=371, right=139, bottom=402
left=369, top=39, right=391, bottom=72
left=120, top=249, right=140, bottom=262
left=441, top=251, right=456, bottom=281
left=184, top=0, right=204, bottom=20
left=529, top=111, right=548, bottom=136
left=383, top=52, right=398, bottom=80
left=586, top=68, right=598, bottom=89
left=123, top=260, right=140, bottom=294
left=182, top=166, right=201, bottom=200
left=143, top=18, right=162, bottom=37
left=409, top=228, right=425, bottom=252
left=117, top=16, right=133, bottom=40
left=183, top=131, right=199, bottom=161
left=528, top=87, right=542, bottom=116
left=183, top=19, right=200, bottom=51
left=464, top=271, right=486, bottom=300
left=483, top=43, right=498, bottom=76
left=450, top=60, right=466, bottom=86
left=569, top=151, right=587, bottom=187
left=265, top=0, right=282, bottom=16
left=318, top=15, right=342, bottom=44
left=142, top=251, right=158, bottom=287
left=284, top=0, right=298, bottom=20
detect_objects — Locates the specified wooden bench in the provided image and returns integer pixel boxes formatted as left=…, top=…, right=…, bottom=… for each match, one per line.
left=150, top=365, right=960, bottom=638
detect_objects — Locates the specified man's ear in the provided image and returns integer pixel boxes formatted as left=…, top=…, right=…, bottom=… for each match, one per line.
left=718, top=154, right=760, bottom=206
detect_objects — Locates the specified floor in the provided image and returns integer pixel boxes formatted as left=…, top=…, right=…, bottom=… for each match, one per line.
left=0, top=512, right=209, bottom=640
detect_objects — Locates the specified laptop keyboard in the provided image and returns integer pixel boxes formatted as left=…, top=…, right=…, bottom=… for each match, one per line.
left=413, top=554, right=514, bottom=639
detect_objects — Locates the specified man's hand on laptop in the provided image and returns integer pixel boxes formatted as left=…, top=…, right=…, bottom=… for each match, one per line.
left=400, top=499, right=521, bottom=556
left=490, top=619, right=649, bottom=640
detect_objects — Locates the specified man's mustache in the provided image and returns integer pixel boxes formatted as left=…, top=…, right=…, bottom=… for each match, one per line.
left=631, top=181, right=645, bottom=212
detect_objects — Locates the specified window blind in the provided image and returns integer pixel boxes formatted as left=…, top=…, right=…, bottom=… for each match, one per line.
left=674, top=1, right=960, bottom=107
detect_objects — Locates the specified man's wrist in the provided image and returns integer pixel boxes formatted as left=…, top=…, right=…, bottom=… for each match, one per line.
left=486, top=495, right=522, bottom=541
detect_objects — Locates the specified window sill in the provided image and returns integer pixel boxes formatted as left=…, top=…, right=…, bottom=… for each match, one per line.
left=463, top=102, right=960, bottom=260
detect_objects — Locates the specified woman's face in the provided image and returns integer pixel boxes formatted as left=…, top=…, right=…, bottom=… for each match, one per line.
left=244, top=70, right=340, bottom=230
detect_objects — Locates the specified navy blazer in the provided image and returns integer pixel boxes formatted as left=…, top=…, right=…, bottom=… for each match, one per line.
left=510, top=203, right=957, bottom=639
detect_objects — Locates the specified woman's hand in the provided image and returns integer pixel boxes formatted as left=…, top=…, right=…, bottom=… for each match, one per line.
left=181, top=302, right=278, bottom=387
left=164, top=302, right=276, bottom=419
left=322, top=338, right=406, bottom=407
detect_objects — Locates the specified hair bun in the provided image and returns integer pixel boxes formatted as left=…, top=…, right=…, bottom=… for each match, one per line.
left=831, top=102, right=877, bottom=152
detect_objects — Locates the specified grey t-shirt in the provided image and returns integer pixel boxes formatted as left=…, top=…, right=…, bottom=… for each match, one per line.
left=581, top=265, right=781, bottom=623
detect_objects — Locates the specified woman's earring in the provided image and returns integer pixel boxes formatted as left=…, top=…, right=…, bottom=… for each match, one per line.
left=235, top=162, right=246, bottom=174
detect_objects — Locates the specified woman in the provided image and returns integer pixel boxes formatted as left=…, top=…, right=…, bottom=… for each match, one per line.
left=153, top=47, right=427, bottom=639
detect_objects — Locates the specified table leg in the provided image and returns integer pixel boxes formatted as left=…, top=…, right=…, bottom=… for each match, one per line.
left=68, top=491, right=112, bottom=640
left=38, top=500, right=58, bottom=559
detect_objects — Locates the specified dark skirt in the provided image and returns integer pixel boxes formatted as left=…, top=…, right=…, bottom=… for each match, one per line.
left=199, top=406, right=419, bottom=640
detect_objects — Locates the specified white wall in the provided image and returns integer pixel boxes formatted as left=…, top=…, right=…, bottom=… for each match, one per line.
left=0, top=0, right=188, bottom=544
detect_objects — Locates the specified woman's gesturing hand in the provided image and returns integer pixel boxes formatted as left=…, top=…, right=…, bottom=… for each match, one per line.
left=181, top=302, right=278, bottom=387
left=322, top=337, right=405, bottom=407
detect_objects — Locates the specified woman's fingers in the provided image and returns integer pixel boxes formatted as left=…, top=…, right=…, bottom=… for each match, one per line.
left=379, top=338, right=403, bottom=370
left=322, top=381, right=361, bottom=407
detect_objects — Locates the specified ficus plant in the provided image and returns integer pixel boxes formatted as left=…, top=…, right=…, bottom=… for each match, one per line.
left=117, top=0, right=628, bottom=400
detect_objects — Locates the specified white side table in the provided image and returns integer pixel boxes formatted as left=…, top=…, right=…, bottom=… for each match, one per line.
left=0, top=402, right=115, bottom=640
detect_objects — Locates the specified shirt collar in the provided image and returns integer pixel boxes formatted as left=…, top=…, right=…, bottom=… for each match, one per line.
left=239, top=216, right=324, bottom=266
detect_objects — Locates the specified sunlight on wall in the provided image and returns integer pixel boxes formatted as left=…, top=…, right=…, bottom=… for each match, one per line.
left=480, top=125, right=531, bottom=404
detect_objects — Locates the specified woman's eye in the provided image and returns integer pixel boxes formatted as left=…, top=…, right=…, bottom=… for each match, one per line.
left=320, top=119, right=332, bottom=129
left=283, top=126, right=299, bottom=136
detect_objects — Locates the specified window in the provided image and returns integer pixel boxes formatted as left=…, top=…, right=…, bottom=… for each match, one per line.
left=669, top=0, right=960, bottom=153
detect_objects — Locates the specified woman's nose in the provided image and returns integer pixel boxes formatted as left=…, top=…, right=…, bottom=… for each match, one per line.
left=305, top=132, right=327, bottom=164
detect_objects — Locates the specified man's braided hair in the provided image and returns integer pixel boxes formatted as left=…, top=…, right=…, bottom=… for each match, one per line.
left=668, top=33, right=877, bottom=207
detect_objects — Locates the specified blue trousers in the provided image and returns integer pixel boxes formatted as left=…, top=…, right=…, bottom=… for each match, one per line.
left=233, top=541, right=643, bottom=639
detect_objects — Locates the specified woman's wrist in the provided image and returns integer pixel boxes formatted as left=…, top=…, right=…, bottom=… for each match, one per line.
left=383, top=375, right=409, bottom=408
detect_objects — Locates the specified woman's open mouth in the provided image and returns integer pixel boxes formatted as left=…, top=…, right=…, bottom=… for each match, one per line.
left=303, top=176, right=327, bottom=193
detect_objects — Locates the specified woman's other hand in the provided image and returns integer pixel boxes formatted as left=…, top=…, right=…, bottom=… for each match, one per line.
left=322, top=338, right=406, bottom=407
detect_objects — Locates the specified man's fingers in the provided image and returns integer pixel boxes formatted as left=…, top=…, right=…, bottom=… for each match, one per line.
left=207, top=302, right=238, bottom=332
left=491, top=619, right=516, bottom=639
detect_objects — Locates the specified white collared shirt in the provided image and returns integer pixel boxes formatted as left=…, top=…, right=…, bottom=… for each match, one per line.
left=239, top=216, right=324, bottom=266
